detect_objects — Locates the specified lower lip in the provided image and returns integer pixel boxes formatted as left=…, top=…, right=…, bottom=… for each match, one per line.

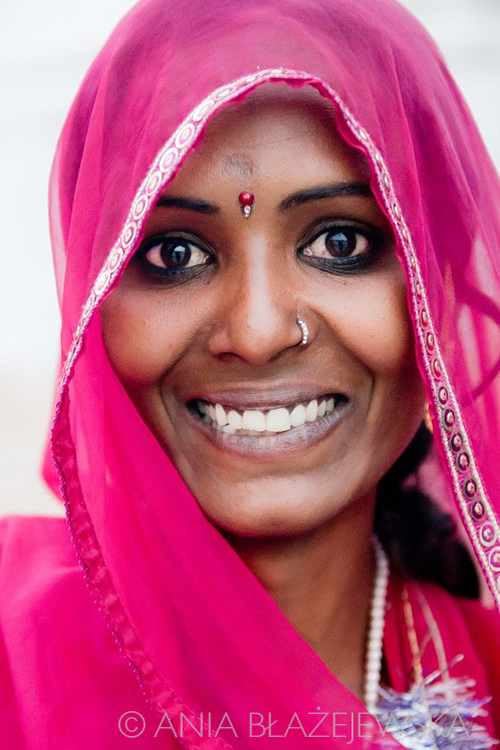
left=183, top=400, right=351, bottom=459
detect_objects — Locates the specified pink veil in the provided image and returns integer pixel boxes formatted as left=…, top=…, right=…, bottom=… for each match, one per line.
left=43, top=0, right=500, bottom=745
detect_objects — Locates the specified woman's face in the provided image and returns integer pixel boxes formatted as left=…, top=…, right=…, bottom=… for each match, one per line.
left=101, top=87, right=426, bottom=537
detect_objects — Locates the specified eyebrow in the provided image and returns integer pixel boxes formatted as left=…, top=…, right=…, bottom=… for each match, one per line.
left=154, top=183, right=372, bottom=215
left=155, top=196, right=219, bottom=214
left=278, top=183, right=372, bottom=211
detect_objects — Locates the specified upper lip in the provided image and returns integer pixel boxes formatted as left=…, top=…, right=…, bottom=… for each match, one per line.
left=182, top=385, right=348, bottom=411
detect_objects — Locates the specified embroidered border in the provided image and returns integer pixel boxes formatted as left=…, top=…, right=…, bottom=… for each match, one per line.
left=337, top=109, right=500, bottom=609
left=51, top=69, right=500, bottom=717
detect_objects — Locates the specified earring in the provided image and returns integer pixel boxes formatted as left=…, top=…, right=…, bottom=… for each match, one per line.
left=238, top=191, right=254, bottom=218
left=296, top=318, right=309, bottom=346
left=424, top=402, right=433, bottom=434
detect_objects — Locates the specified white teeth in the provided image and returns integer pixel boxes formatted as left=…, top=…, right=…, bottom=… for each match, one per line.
left=266, top=407, right=291, bottom=433
left=227, top=410, right=243, bottom=429
left=242, top=410, right=267, bottom=432
left=305, top=399, right=318, bottom=422
left=290, top=403, right=306, bottom=426
left=215, top=403, right=228, bottom=427
left=197, top=395, right=340, bottom=435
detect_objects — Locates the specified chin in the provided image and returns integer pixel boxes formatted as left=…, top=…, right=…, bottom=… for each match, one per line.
left=193, top=480, right=371, bottom=540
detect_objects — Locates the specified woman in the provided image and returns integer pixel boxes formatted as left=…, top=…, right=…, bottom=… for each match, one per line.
left=1, top=0, right=499, bottom=747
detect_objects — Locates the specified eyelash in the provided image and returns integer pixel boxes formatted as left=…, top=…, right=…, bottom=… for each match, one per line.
left=298, top=222, right=385, bottom=274
left=135, top=232, right=214, bottom=281
left=134, top=222, right=385, bottom=284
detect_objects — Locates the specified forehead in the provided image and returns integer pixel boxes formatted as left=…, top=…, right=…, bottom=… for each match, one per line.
left=168, top=83, right=371, bottom=189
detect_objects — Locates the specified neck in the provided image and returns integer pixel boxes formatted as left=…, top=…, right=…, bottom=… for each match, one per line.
left=228, top=495, right=376, bottom=700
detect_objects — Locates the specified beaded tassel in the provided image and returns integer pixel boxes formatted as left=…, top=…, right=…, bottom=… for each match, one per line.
left=373, top=673, right=497, bottom=748
left=363, top=543, right=497, bottom=748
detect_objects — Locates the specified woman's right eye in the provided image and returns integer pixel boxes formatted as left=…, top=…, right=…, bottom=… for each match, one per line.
left=137, top=234, right=213, bottom=276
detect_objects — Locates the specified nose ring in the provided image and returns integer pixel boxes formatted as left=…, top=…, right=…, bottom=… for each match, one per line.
left=296, top=318, right=309, bottom=346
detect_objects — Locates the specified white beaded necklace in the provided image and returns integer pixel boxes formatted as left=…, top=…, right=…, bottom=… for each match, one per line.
left=364, top=537, right=389, bottom=713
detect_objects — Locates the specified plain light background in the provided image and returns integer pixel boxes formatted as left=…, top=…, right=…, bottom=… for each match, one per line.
left=1, top=0, right=499, bottom=516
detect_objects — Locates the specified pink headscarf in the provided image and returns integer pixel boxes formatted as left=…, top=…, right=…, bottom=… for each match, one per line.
left=32, top=0, right=500, bottom=745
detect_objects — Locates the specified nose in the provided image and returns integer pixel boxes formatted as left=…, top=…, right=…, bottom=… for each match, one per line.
left=207, top=248, right=306, bottom=364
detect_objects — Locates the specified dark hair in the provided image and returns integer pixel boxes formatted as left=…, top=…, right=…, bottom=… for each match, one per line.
left=375, top=425, right=480, bottom=599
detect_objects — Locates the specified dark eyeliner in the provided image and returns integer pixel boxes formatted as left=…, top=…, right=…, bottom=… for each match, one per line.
left=301, top=253, right=374, bottom=274
left=134, top=231, right=214, bottom=283
left=298, top=221, right=386, bottom=275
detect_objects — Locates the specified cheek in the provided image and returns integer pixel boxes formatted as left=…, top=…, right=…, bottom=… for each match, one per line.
left=358, top=288, right=415, bottom=375
left=100, top=289, right=190, bottom=387
left=330, top=271, right=418, bottom=378
left=315, top=267, right=426, bottom=443
left=345, top=273, right=427, bottom=447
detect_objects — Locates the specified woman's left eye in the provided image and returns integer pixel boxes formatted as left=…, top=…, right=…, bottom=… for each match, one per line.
left=301, top=226, right=372, bottom=264
left=137, top=233, right=212, bottom=277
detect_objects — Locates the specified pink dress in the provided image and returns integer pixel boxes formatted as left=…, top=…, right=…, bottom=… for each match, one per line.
left=2, top=0, right=500, bottom=746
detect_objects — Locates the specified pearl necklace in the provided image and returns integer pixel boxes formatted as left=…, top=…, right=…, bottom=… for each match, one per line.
left=364, top=537, right=389, bottom=713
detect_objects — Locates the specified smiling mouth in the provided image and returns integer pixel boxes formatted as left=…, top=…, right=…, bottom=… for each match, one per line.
left=187, top=395, right=347, bottom=436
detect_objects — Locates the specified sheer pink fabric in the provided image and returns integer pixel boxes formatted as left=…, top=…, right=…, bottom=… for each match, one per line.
left=13, top=0, right=500, bottom=746
left=1, top=514, right=497, bottom=747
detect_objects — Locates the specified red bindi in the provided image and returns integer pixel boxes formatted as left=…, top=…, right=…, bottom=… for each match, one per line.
left=238, top=191, right=255, bottom=218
